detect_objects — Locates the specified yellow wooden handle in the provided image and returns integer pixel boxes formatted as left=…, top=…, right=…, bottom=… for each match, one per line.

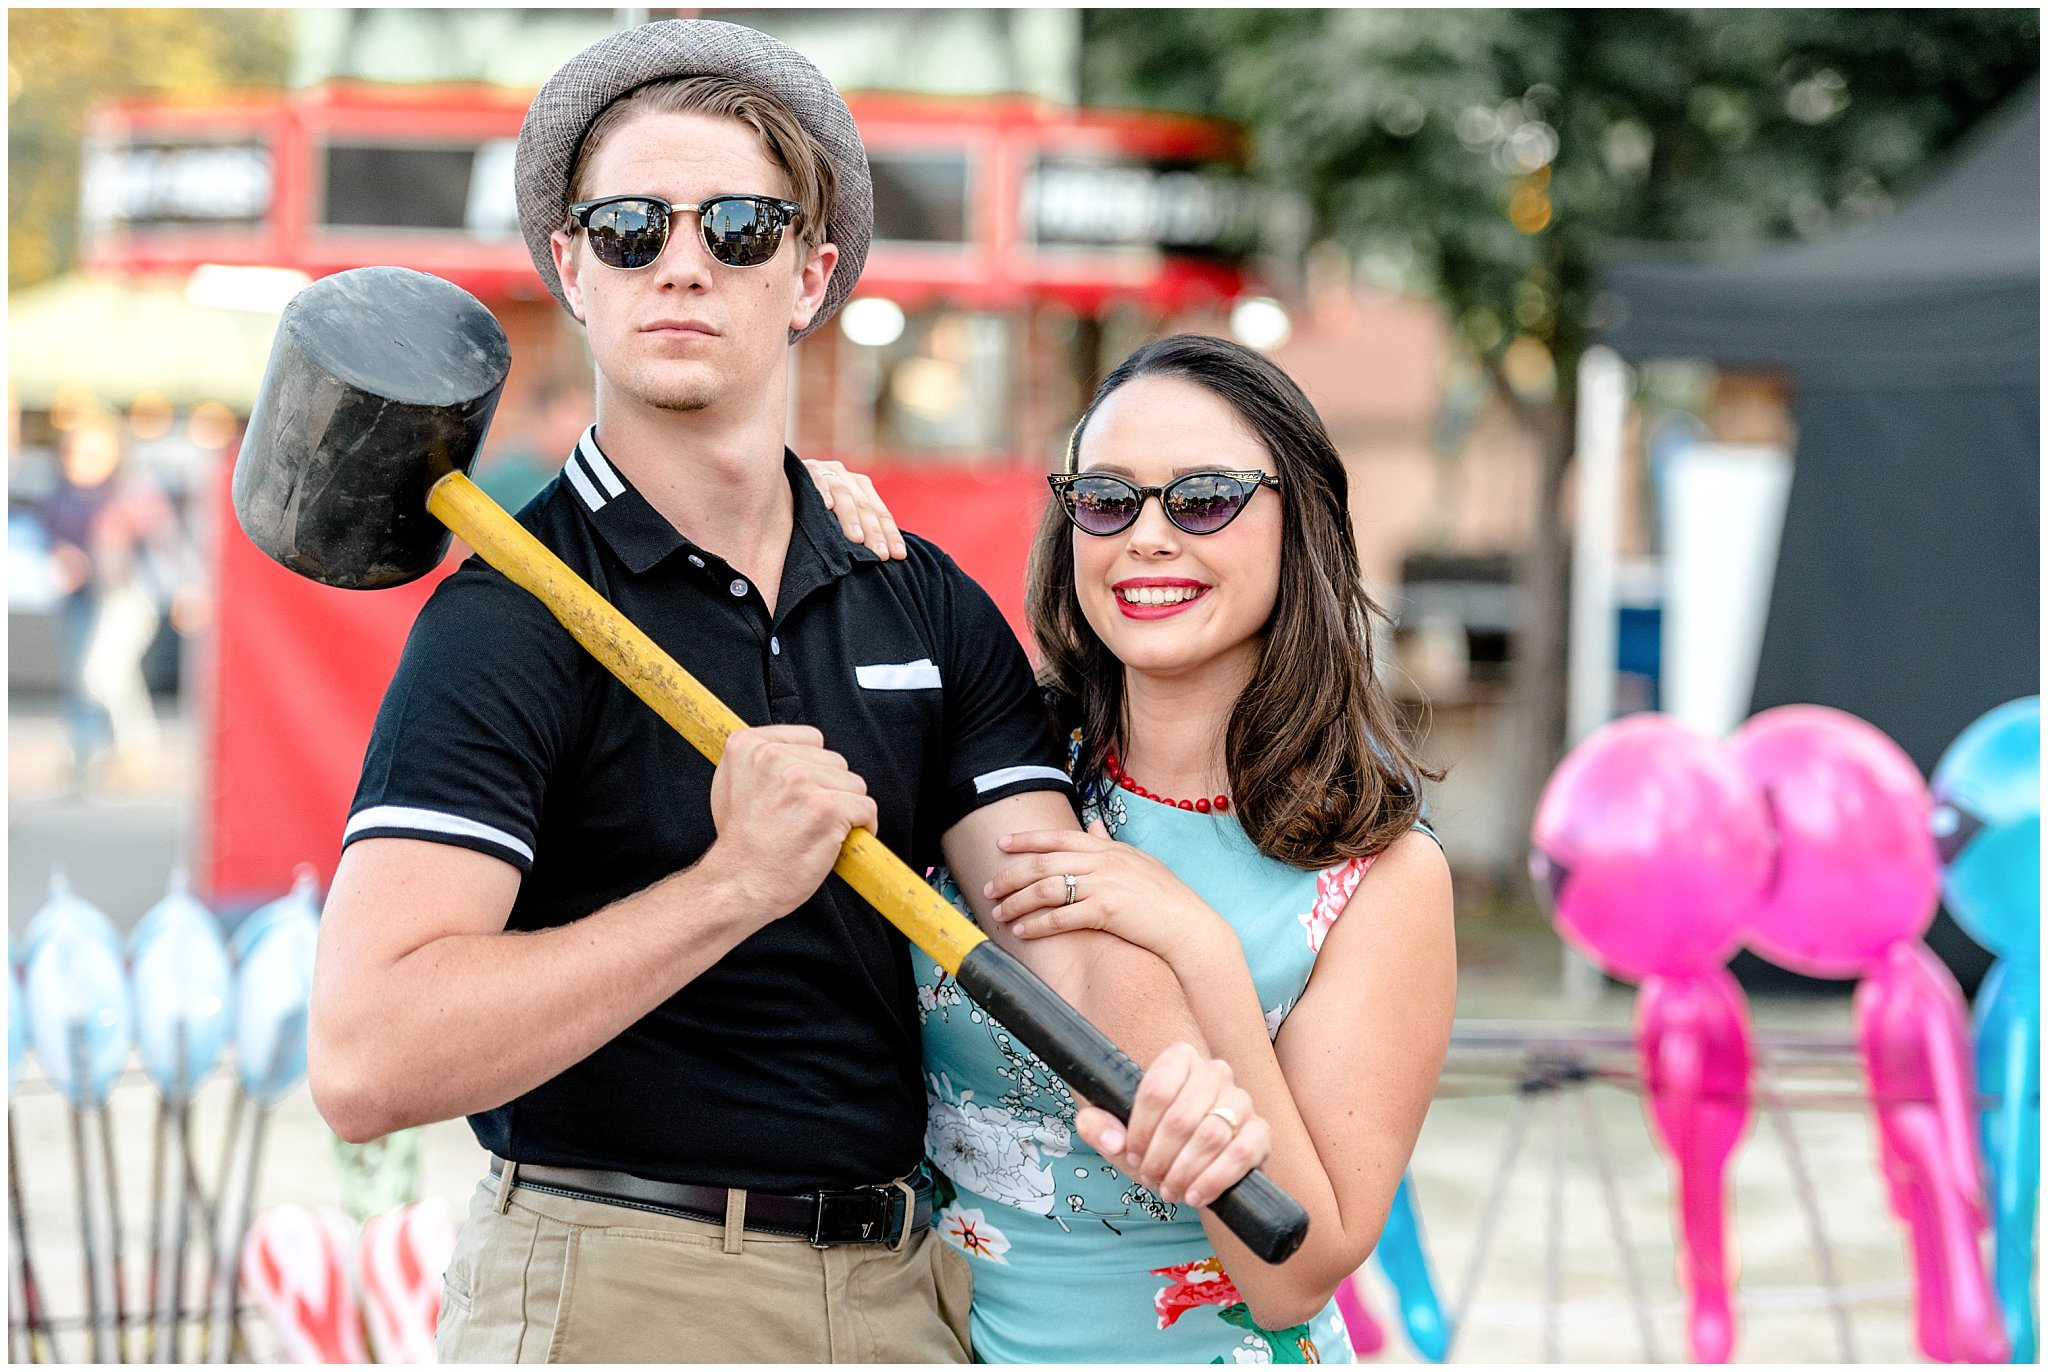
left=426, top=472, right=989, bottom=974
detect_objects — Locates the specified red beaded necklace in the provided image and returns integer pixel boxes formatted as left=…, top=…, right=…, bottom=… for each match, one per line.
left=1105, top=750, right=1230, bottom=814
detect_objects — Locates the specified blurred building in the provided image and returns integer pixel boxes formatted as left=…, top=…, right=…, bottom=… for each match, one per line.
left=290, top=9, right=1085, bottom=105
left=71, top=9, right=1262, bottom=583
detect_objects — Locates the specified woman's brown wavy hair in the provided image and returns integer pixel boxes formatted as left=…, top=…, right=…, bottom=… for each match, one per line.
left=1027, top=333, right=1441, bottom=870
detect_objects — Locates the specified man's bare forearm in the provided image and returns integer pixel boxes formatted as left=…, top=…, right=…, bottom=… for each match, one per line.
left=310, top=845, right=773, bottom=1141
left=1071, top=932, right=1210, bottom=1066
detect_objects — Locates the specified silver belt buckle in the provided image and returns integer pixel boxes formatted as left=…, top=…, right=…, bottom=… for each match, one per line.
left=809, top=1178, right=922, bottom=1249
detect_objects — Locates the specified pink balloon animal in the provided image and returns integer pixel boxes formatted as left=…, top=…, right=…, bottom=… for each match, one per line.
left=1858, top=942, right=2007, bottom=1363
left=1637, top=967, right=1752, bottom=1364
left=1532, top=715, right=1768, bottom=985
left=1732, top=706, right=2004, bottom=1363
left=1533, top=713, right=1772, bottom=1363
left=1334, top=1272, right=1387, bottom=1357
left=1734, top=705, right=1941, bottom=977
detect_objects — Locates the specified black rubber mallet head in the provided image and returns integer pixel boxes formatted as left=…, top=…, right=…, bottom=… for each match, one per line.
left=234, top=266, right=512, bottom=589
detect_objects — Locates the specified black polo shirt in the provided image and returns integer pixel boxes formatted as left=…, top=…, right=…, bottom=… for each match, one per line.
left=345, top=427, right=1072, bottom=1191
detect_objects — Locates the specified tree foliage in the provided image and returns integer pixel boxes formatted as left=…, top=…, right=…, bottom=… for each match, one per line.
left=7, top=9, right=292, bottom=291
left=1083, top=9, right=2039, bottom=387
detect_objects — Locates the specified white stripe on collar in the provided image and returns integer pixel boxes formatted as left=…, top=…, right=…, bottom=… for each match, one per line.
left=577, top=428, right=627, bottom=498
left=563, top=448, right=606, bottom=512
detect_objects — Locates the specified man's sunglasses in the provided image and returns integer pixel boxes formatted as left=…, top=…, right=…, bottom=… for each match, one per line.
left=568, top=193, right=804, bottom=270
left=1046, top=470, right=1282, bottom=537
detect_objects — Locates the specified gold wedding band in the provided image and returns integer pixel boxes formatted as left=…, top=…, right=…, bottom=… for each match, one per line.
left=1206, top=1103, right=1243, bottom=1136
left=1062, top=873, right=1078, bottom=906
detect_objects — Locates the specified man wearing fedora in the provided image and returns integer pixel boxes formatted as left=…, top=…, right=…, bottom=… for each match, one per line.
left=308, top=18, right=1259, bottom=1363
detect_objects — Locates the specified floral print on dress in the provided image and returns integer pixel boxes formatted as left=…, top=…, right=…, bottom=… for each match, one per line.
left=1216, top=1305, right=1321, bottom=1363
left=1263, top=1002, right=1291, bottom=1041
left=925, top=1072, right=1071, bottom=1216
left=1153, top=1258, right=1322, bottom=1362
left=1298, top=856, right=1374, bottom=953
left=916, top=973, right=965, bottom=1023
left=914, top=873, right=970, bottom=1027
left=937, top=1202, right=1012, bottom=1264
left=1225, top=1335, right=1276, bottom=1363
left=919, top=975, right=1178, bottom=1233
left=920, top=875, right=1080, bottom=1126
left=1081, top=785, right=1128, bottom=840
left=1154, top=1257, right=1243, bottom=1329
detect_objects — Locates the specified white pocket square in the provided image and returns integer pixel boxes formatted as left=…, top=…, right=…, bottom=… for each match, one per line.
left=855, top=659, right=942, bottom=690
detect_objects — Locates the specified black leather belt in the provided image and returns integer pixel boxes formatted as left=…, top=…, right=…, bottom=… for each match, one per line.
left=488, top=1156, right=932, bottom=1249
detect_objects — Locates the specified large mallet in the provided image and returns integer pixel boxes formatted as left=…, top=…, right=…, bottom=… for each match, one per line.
left=234, top=266, right=1310, bottom=1264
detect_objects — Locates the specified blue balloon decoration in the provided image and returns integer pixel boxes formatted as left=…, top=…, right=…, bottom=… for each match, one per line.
left=1934, top=697, right=2040, bottom=1363
left=233, top=874, right=320, bottom=1106
left=130, top=867, right=204, bottom=958
left=23, top=871, right=120, bottom=963
left=130, top=874, right=234, bottom=1101
left=1374, top=1174, right=1450, bottom=1362
left=1931, top=696, right=2039, bottom=956
left=26, top=922, right=134, bottom=1107
left=229, top=865, right=321, bottom=966
left=1973, top=959, right=2039, bottom=1363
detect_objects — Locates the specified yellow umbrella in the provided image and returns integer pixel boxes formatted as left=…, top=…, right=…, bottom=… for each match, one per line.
left=7, top=271, right=287, bottom=412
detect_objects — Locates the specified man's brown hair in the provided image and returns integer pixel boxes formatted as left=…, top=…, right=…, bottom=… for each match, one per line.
left=563, top=74, right=836, bottom=249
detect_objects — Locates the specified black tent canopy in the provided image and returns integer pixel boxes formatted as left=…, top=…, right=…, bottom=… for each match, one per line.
left=1602, top=85, right=2038, bottom=389
left=1599, top=86, right=2039, bottom=988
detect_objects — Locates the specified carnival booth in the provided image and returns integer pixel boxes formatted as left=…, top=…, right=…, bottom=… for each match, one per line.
left=78, top=82, right=1257, bottom=908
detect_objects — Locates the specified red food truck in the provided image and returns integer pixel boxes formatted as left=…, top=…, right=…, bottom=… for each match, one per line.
left=79, top=81, right=1258, bottom=908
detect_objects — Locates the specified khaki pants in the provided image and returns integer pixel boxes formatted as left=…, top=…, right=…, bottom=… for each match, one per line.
left=436, top=1170, right=974, bottom=1363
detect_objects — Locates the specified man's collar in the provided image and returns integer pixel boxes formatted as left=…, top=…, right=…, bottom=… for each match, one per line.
left=564, top=426, right=882, bottom=580
left=560, top=427, right=689, bottom=575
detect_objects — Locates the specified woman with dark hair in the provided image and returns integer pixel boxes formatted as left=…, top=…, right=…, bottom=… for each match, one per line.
left=906, top=334, right=1456, bottom=1361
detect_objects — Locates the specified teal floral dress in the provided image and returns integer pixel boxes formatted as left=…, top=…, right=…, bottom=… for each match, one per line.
left=915, top=748, right=1376, bottom=1363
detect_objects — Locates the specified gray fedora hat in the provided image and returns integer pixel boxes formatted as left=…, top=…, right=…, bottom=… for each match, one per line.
left=514, top=18, right=871, bottom=344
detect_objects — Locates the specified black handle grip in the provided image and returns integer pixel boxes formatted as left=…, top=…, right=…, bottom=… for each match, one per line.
left=954, top=941, right=1310, bottom=1265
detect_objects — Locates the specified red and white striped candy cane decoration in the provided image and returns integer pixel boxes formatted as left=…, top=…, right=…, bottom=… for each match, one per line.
left=359, top=1200, right=457, bottom=1365
left=241, top=1205, right=368, bottom=1364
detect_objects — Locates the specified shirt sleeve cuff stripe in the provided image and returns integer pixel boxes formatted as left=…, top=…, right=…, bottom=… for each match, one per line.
left=344, top=806, right=535, bottom=862
left=972, top=765, right=1075, bottom=794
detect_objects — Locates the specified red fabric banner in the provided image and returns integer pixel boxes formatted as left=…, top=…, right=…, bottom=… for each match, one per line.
left=862, top=463, right=1045, bottom=648
left=200, top=450, right=455, bottom=908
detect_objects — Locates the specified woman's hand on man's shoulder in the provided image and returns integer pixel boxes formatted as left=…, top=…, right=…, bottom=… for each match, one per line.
left=801, top=458, right=907, bottom=561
